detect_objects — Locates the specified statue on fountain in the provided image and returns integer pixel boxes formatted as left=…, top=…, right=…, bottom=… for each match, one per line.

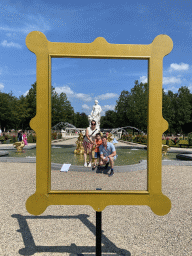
left=74, top=100, right=102, bottom=156
left=88, top=100, right=102, bottom=130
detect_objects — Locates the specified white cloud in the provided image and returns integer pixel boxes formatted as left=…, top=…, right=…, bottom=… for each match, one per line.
left=169, top=62, right=189, bottom=71
left=96, top=93, right=118, bottom=100
left=82, top=104, right=90, bottom=110
left=164, top=86, right=179, bottom=93
left=23, top=90, right=29, bottom=96
left=163, top=76, right=181, bottom=85
left=140, top=75, right=148, bottom=83
left=188, top=84, right=192, bottom=92
left=0, top=83, right=4, bottom=91
left=1, top=40, right=22, bottom=49
left=0, top=14, right=51, bottom=35
left=102, top=105, right=116, bottom=111
left=100, top=104, right=116, bottom=116
left=54, top=86, right=74, bottom=95
left=76, top=93, right=92, bottom=102
left=54, top=85, right=92, bottom=102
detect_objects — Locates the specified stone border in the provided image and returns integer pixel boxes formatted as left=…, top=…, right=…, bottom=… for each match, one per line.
left=0, top=157, right=192, bottom=172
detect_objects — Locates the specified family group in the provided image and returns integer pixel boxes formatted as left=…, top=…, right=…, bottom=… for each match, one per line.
left=83, top=120, right=116, bottom=177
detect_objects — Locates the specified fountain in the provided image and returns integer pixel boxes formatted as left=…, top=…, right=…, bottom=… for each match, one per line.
left=13, top=141, right=25, bottom=152
left=0, top=103, right=180, bottom=165
left=74, top=133, right=84, bottom=154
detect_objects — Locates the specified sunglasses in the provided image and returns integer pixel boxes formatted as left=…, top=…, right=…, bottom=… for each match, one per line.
left=91, top=123, right=96, bottom=125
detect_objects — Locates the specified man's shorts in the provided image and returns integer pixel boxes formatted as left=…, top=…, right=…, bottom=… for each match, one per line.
left=94, top=152, right=100, bottom=159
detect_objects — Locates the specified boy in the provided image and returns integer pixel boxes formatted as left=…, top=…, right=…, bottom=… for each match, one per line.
left=92, top=133, right=102, bottom=170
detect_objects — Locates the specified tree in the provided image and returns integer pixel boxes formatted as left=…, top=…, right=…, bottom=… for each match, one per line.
left=74, top=112, right=89, bottom=128
left=12, top=95, right=30, bottom=130
left=175, top=86, right=191, bottom=133
left=163, top=86, right=192, bottom=134
left=51, top=91, right=74, bottom=127
left=24, top=82, right=75, bottom=128
left=115, top=90, right=130, bottom=127
left=115, top=80, right=148, bottom=132
left=100, top=110, right=117, bottom=128
left=0, top=92, right=19, bottom=130
left=128, top=81, right=148, bottom=132
left=162, top=89, right=177, bottom=134
left=25, top=82, right=37, bottom=129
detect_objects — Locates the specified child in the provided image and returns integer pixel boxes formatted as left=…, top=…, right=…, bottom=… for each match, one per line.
left=92, top=133, right=102, bottom=170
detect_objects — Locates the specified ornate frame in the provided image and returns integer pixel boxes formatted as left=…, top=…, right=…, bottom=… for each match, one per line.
left=25, top=31, right=173, bottom=216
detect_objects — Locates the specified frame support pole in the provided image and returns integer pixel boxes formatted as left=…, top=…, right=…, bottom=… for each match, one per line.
left=96, top=211, right=102, bottom=256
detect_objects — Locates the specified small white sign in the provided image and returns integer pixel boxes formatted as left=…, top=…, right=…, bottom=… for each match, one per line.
left=60, top=164, right=71, bottom=172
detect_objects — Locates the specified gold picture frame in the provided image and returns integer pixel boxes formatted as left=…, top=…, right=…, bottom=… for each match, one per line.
left=25, top=31, right=173, bottom=216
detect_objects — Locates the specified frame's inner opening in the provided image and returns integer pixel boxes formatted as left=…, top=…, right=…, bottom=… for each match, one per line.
left=50, top=58, right=148, bottom=191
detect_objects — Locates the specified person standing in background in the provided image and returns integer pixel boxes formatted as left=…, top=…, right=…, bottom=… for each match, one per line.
left=23, top=131, right=28, bottom=145
left=17, top=130, right=22, bottom=142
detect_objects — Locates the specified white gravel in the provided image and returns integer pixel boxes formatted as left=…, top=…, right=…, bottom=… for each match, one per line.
left=0, top=162, right=192, bottom=256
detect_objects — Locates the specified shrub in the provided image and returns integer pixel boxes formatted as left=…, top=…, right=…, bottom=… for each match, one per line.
left=57, top=133, right=62, bottom=139
left=51, top=132, right=57, bottom=140
left=188, top=132, right=192, bottom=146
left=171, top=137, right=180, bottom=145
left=133, top=134, right=147, bottom=144
left=179, top=140, right=188, bottom=145
left=9, top=135, right=17, bottom=143
left=27, top=134, right=36, bottom=143
left=121, top=134, right=133, bottom=142
left=168, top=140, right=174, bottom=146
left=166, top=137, right=169, bottom=145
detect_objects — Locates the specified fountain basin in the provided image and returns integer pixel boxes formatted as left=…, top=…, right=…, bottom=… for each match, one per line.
left=176, top=153, right=192, bottom=161
left=0, top=151, right=9, bottom=156
left=1, top=146, right=179, bottom=166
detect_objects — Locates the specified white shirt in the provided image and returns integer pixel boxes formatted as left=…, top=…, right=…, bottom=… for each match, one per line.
left=84, top=127, right=99, bottom=142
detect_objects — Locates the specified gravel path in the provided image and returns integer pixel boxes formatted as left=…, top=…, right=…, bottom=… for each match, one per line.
left=0, top=162, right=192, bottom=255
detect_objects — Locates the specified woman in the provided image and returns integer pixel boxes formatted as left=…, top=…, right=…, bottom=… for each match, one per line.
left=23, top=131, right=28, bottom=145
left=83, top=120, right=98, bottom=167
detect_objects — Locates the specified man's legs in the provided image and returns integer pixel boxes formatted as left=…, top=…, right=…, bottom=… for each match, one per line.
left=108, top=157, right=114, bottom=177
left=109, top=157, right=114, bottom=169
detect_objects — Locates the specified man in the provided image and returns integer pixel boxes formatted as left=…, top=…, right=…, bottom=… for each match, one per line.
left=17, top=130, right=22, bottom=142
left=99, top=135, right=117, bottom=177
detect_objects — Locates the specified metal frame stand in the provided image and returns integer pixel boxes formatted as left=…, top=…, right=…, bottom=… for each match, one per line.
left=96, top=211, right=102, bottom=256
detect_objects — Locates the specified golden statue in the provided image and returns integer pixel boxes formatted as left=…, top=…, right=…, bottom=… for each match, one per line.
left=107, top=133, right=113, bottom=142
left=13, top=141, right=25, bottom=152
left=74, top=133, right=84, bottom=154
left=162, top=145, right=169, bottom=155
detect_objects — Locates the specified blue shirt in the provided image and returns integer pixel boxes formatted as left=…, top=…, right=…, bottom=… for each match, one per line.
left=99, top=142, right=117, bottom=160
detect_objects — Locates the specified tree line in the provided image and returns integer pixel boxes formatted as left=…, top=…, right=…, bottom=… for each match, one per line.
left=0, top=82, right=89, bottom=130
left=1, top=80, right=192, bottom=134
left=100, top=80, right=192, bottom=134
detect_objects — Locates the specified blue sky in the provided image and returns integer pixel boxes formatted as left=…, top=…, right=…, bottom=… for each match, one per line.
left=0, top=0, right=192, bottom=115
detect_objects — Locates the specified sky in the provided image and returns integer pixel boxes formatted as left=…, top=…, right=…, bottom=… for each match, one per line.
left=0, top=0, right=192, bottom=116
